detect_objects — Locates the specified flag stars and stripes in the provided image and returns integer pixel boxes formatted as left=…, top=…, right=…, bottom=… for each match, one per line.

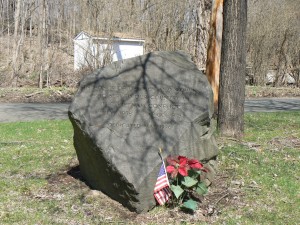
left=154, top=163, right=171, bottom=205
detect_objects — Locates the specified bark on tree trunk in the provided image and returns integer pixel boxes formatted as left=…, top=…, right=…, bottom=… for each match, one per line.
left=38, top=0, right=47, bottom=89
left=11, top=0, right=22, bottom=87
left=217, top=0, right=247, bottom=138
left=206, top=0, right=223, bottom=111
left=195, top=0, right=210, bottom=69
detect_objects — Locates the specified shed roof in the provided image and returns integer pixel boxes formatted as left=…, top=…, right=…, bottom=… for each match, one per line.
left=74, top=31, right=145, bottom=43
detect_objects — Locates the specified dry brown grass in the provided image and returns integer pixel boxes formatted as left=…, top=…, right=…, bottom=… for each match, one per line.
left=0, top=85, right=299, bottom=103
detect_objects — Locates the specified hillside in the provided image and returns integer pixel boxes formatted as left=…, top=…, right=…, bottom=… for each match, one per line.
left=0, top=0, right=298, bottom=88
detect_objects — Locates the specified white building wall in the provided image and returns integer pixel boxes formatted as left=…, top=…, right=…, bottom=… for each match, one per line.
left=112, top=41, right=144, bottom=62
left=74, top=32, right=145, bottom=70
left=74, top=33, right=93, bottom=70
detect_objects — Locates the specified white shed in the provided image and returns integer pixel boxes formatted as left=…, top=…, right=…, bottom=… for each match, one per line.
left=73, top=31, right=145, bottom=70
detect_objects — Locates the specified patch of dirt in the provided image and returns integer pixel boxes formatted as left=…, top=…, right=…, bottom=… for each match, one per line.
left=43, top=160, right=244, bottom=224
left=269, top=136, right=300, bottom=149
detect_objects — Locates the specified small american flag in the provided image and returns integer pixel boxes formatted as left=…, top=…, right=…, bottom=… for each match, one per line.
left=153, top=163, right=171, bottom=205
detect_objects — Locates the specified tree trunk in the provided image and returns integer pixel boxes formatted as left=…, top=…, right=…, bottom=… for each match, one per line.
left=38, top=0, right=47, bottom=89
left=206, top=0, right=223, bottom=111
left=0, top=0, right=4, bottom=34
left=11, top=0, right=22, bottom=87
left=195, top=0, right=211, bottom=69
left=217, top=0, right=247, bottom=138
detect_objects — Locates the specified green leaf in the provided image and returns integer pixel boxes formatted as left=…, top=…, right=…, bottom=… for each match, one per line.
left=182, top=176, right=198, bottom=188
left=188, top=169, right=201, bottom=179
left=181, top=199, right=198, bottom=211
left=196, top=182, right=208, bottom=195
left=170, top=185, right=184, bottom=199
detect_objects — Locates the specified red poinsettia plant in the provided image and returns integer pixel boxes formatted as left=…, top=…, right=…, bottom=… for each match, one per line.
left=166, top=155, right=208, bottom=212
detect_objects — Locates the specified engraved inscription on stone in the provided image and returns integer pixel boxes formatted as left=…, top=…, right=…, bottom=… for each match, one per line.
left=95, top=80, right=203, bottom=139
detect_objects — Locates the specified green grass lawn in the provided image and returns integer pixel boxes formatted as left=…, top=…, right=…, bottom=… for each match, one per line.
left=0, top=121, right=79, bottom=224
left=216, top=112, right=300, bottom=224
left=0, top=112, right=299, bottom=224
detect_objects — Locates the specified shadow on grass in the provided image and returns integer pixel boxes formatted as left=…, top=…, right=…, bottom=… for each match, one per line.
left=46, top=163, right=92, bottom=190
left=67, top=165, right=82, bottom=181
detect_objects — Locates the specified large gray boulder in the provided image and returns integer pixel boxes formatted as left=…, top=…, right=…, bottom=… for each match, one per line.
left=68, top=51, right=218, bottom=213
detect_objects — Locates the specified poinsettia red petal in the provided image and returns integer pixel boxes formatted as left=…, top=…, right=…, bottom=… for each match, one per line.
left=166, top=165, right=178, bottom=178
left=166, top=165, right=175, bottom=174
left=188, top=159, right=203, bottom=169
left=188, top=158, right=200, bottom=164
left=178, top=155, right=188, bottom=161
left=167, top=156, right=179, bottom=166
left=178, top=167, right=188, bottom=176
left=178, top=156, right=188, bottom=166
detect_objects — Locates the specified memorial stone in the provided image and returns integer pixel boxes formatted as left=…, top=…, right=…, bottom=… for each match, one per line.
left=68, top=51, right=218, bottom=212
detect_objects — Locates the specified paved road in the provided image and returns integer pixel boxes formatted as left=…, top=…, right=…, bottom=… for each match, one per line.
left=0, top=103, right=70, bottom=123
left=244, top=98, right=300, bottom=112
left=0, top=98, right=299, bottom=123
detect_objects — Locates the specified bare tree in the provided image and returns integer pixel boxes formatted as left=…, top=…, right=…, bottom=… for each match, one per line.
left=37, top=0, right=48, bottom=88
left=248, top=0, right=300, bottom=86
left=1, top=0, right=213, bottom=86
left=218, top=0, right=247, bottom=138
left=10, top=0, right=21, bottom=86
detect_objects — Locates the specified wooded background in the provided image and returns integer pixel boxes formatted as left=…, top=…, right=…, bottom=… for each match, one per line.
left=0, top=0, right=299, bottom=87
